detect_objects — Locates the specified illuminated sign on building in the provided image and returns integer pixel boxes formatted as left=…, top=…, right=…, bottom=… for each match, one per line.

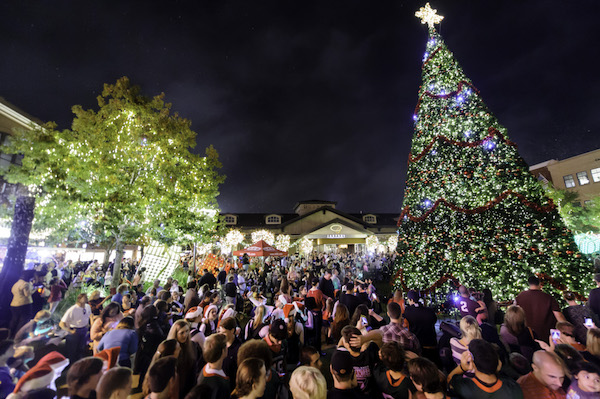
left=326, top=234, right=346, bottom=239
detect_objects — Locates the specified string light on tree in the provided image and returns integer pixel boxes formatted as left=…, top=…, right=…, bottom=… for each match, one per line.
left=275, top=234, right=291, bottom=252
left=366, top=235, right=379, bottom=253
left=392, top=6, right=590, bottom=299
left=299, top=237, right=313, bottom=255
left=387, top=235, right=398, bottom=252
left=251, top=230, right=275, bottom=245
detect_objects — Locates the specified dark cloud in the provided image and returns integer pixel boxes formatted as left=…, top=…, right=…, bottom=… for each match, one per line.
left=0, top=0, right=599, bottom=214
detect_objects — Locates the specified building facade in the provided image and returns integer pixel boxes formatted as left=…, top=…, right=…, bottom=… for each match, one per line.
left=222, top=200, right=399, bottom=253
left=530, top=148, right=600, bottom=206
left=0, top=97, right=41, bottom=199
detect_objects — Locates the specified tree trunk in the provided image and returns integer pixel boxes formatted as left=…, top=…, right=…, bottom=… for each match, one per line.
left=0, top=196, right=35, bottom=327
left=103, top=244, right=115, bottom=266
left=111, top=238, right=125, bottom=289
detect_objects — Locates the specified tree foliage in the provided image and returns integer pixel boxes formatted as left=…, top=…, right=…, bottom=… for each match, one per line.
left=394, top=27, right=590, bottom=299
left=545, top=186, right=600, bottom=233
left=1, top=77, right=225, bottom=284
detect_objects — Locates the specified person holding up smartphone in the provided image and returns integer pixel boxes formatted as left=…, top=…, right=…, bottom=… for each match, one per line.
left=562, top=290, right=600, bottom=345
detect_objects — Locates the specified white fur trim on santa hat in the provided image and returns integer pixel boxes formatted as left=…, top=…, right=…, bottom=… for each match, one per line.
left=14, top=364, right=54, bottom=394
left=203, top=304, right=218, bottom=320
left=185, top=306, right=203, bottom=320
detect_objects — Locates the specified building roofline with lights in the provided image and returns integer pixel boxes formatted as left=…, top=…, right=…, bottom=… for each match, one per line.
left=221, top=200, right=399, bottom=253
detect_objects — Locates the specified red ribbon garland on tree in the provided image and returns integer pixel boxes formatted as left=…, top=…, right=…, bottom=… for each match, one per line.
left=537, top=272, right=587, bottom=301
left=391, top=268, right=460, bottom=294
left=422, top=46, right=442, bottom=69
left=397, top=189, right=556, bottom=227
left=414, top=80, right=480, bottom=116
left=408, top=126, right=518, bottom=164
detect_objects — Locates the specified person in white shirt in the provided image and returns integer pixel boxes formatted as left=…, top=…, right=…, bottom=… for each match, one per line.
left=60, top=293, right=92, bottom=363
left=237, top=272, right=246, bottom=293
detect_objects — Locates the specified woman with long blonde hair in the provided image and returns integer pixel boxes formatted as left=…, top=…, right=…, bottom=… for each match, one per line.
left=244, top=305, right=267, bottom=341
left=450, top=316, right=481, bottom=369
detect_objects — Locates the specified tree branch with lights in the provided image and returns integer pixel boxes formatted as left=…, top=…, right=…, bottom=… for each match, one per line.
left=1, top=77, right=225, bottom=287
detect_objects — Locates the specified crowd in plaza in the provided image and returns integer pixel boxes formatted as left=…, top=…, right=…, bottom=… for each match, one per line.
left=3, top=251, right=600, bottom=399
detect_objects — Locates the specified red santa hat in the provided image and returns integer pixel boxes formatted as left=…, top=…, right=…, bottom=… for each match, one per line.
left=283, top=302, right=306, bottom=322
left=203, top=304, right=218, bottom=320
left=185, top=306, right=203, bottom=320
left=37, top=351, right=69, bottom=391
left=95, top=347, right=121, bottom=369
left=13, top=364, right=54, bottom=394
left=38, top=351, right=69, bottom=373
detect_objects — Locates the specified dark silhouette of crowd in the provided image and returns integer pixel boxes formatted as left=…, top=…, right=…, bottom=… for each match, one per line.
left=2, top=253, right=600, bottom=399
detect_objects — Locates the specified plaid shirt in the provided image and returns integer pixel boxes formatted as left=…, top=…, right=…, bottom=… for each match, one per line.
left=517, top=372, right=566, bottom=399
left=379, top=322, right=421, bottom=354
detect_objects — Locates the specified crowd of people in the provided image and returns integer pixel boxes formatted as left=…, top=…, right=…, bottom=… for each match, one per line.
left=2, top=251, right=600, bottom=399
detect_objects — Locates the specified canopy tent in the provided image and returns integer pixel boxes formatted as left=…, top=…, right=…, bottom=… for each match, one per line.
left=233, top=240, right=288, bottom=257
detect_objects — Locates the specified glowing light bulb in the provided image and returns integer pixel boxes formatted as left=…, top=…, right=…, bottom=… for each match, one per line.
left=484, top=140, right=496, bottom=151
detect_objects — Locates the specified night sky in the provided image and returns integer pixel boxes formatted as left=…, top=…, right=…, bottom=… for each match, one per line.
left=1, top=1, right=599, bottom=214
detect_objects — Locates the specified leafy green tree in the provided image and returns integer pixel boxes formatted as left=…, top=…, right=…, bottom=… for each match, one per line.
left=395, top=16, right=590, bottom=298
left=545, top=186, right=600, bottom=233
left=2, top=77, right=225, bottom=287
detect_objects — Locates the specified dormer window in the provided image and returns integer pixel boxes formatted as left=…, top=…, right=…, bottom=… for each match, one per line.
left=224, top=215, right=237, bottom=225
left=363, top=214, right=377, bottom=224
left=266, top=214, right=281, bottom=225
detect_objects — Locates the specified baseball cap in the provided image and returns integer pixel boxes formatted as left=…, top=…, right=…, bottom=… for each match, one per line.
left=331, top=350, right=354, bottom=376
left=407, top=290, right=419, bottom=302
left=269, top=318, right=288, bottom=341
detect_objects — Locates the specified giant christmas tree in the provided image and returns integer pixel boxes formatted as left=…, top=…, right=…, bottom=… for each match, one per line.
left=395, top=4, right=591, bottom=299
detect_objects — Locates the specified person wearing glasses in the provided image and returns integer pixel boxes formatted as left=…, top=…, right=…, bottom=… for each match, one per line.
left=60, top=293, right=92, bottom=363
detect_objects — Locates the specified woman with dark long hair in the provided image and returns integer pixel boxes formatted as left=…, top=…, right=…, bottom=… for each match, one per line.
left=134, top=305, right=166, bottom=381
left=329, top=303, right=350, bottom=343
left=167, top=319, right=203, bottom=398
left=90, top=302, right=122, bottom=354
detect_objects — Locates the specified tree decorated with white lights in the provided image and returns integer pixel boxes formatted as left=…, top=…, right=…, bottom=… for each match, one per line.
left=394, top=4, right=591, bottom=298
left=2, top=77, right=225, bottom=287
left=274, top=234, right=291, bottom=252
left=251, top=230, right=275, bottom=245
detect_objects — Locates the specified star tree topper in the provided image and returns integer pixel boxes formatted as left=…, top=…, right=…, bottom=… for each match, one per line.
left=415, top=3, right=444, bottom=29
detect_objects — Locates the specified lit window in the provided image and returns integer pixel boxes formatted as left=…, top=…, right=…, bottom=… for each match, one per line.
left=224, top=215, right=237, bottom=224
left=577, top=171, right=590, bottom=186
left=563, top=175, right=576, bottom=188
left=266, top=215, right=281, bottom=224
left=591, top=168, right=600, bottom=183
left=363, top=215, right=377, bottom=224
